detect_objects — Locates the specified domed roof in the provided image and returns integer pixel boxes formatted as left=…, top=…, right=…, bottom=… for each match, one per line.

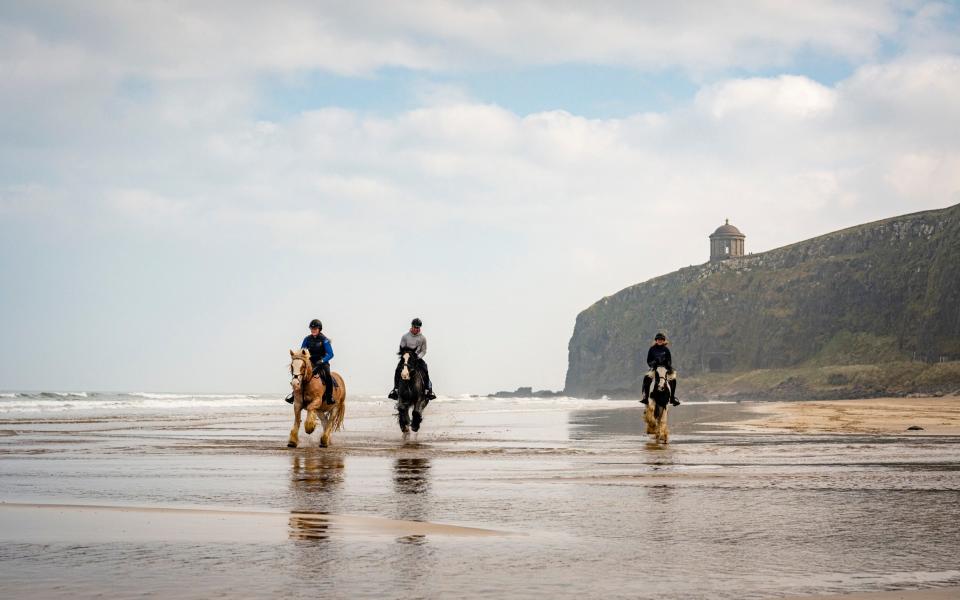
left=711, top=219, right=744, bottom=237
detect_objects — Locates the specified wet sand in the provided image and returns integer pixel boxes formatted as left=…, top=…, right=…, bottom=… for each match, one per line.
left=2, top=394, right=959, bottom=599
left=789, top=588, right=960, bottom=599
left=734, top=396, right=960, bottom=435
left=0, top=502, right=511, bottom=543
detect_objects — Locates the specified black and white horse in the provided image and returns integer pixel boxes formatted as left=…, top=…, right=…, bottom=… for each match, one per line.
left=396, top=347, right=429, bottom=437
left=644, top=366, right=672, bottom=443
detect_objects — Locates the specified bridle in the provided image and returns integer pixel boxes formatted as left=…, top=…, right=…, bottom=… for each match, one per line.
left=290, top=357, right=309, bottom=392
left=654, top=366, right=668, bottom=392
left=399, top=350, right=420, bottom=382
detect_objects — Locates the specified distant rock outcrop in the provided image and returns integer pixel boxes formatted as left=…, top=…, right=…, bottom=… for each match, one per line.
left=564, top=204, right=960, bottom=398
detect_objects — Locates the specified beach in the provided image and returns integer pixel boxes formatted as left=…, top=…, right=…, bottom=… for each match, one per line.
left=2, top=392, right=959, bottom=599
left=734, top=396, right=960, bottom=435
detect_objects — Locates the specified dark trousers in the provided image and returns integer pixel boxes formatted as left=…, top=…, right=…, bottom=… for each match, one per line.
left=313, top=362, right=333, bottom=402
left=394, top=360, right=431, bottom=391
left=642, top=371, right=677, bottom=399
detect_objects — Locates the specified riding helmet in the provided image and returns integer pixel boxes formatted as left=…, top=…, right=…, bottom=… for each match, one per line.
left=411, top=318, right=422, bottom=327
left=309, top=319, right=322, bottom=330
left=655, top=332, right=666, bottom=340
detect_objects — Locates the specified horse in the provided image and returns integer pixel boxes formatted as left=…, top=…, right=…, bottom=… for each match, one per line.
left=644, top=365, right=672, bottom=444
left=396, top=347, right=429, bottom=437
left=287, top=349, right=346, bottom=448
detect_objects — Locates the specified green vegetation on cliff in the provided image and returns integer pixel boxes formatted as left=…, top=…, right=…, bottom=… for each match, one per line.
left=565, top=203, right=960, bottom=398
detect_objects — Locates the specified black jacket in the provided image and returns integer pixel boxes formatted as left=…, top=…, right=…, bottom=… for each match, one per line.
left=646, top=345, right=672, bottom=369
left=301, top=333, right=333, bottom=367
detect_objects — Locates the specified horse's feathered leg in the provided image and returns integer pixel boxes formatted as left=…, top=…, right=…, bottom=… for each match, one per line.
left=411, top=374, right=427, bottom=432
left=398, top=401, right=410, bottom=433
left=288, top=393, right=301, bottom=448
left=318, top=410, right=331, bottom=447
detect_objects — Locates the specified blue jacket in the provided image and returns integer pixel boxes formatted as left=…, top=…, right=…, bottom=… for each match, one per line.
left=301, top=334, right=334, bottom=366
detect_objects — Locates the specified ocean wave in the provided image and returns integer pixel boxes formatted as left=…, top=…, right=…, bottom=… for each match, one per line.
left=0, top=396, right=282, bottom=414
left=124, top=392, right=260, bottom=400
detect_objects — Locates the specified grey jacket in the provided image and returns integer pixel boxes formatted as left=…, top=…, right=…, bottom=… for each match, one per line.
left=400, top=331, right=427, bottom=359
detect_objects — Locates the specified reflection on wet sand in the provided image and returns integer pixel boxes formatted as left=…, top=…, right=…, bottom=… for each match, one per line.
left=288, top=513, right=333, bottom=541
left=390, top=455, right=434, bottom=597
left=288, top=451, right=345, bottom=542
left=393, top=457, right=432, bottom=496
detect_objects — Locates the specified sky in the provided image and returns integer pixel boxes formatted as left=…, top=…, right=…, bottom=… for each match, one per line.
left=1, top=1, right=959, bottom=395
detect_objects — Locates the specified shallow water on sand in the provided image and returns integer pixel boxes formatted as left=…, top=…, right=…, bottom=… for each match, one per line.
left=1, top=394, right=959, bottom=599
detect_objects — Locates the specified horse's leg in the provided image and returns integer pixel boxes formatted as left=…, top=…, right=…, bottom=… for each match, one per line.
left=304, top=382, right=322, bottom=434
left=656, top=405, right=669, bottom=444
left=661, top=406, right=670, bottom=444
left=411, top=395, right=426, bottom=432
left=304, top=402, right=318, bottom=435
left=644, top=402, right=656, bottom=434
left=398, top=401, right=410, bottom=434
left=319, top=409, right=332, bottom=448
left=288, top=396, right=302, bottom=448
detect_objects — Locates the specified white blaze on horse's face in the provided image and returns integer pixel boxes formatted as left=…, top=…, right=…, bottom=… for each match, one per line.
left=400, top=352, right=411, bottom=380
left=655, top=366, right=668, bottom=391
left=291, top=358, right=305, bottom=389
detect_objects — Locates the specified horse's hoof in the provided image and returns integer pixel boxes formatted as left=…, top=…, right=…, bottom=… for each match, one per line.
left=287, top=442, right=297, bottom=448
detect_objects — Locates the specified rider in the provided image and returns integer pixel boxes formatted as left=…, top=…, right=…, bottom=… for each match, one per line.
left=640, top=332, right=680, bottom=406
left=388, top=317, right=436, bottom=401
left=286, top=318, right=336, bottom=405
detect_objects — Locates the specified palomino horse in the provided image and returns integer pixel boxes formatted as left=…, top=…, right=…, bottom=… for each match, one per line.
left=288, top=349, right=346, bottom=448
left=644, top=365, right=672, bottom=444
left=396, top=347, right=429, bottom=437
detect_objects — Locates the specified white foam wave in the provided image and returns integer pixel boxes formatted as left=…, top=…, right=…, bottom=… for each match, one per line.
left=0, top=391, right=637, bottom=415
left=125, top=392, right=259, bottom=400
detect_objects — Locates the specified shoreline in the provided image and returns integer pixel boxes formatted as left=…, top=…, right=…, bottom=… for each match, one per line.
left=730, top=396, right=960, bottom=435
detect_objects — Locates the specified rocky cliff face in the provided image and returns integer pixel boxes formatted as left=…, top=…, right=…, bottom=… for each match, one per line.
left=564, top=204, right=960, bottom=398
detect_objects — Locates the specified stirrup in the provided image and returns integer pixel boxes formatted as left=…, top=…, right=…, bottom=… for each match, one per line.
left=284, top=393, right=295, bottom=404
left=425, top=390, right=437, bottom=400
left=388, top=389, right=398, bottom=400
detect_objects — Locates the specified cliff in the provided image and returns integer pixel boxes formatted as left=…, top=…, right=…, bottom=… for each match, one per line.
left=564, top=203, right=960, bottom=398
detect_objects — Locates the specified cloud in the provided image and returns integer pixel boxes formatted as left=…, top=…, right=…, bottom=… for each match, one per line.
left=0, top=0, right=922, bottom=88
left=696, top=75, right=837, bottom=119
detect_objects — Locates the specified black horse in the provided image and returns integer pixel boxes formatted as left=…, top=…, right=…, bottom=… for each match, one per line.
left=396, top=346, right=430, bottom=435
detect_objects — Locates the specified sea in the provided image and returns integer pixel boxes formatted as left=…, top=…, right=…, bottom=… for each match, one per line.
left=1, top=391, right=959, bottom=599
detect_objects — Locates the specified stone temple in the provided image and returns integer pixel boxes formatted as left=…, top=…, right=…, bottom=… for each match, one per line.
left=709, top=219, right=745, bottom=261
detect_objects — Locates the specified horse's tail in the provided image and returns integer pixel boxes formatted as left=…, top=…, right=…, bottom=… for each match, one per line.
left=331, top=373, right=346, bottom=432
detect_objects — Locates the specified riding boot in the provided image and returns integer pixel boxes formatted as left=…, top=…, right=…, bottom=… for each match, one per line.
left=420, top=362, right=436, bottom=400
left=389, top=366, right=401, bottom=399
left=640, top=375, right=652, bottom=404
left=669, top=380, right=680, bottom=406
left=285, top=392, right=295, bottom=404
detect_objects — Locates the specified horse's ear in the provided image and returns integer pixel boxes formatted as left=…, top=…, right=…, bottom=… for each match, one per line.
left=300, top=349, right=309, bottom=357
left=289, top=349, right=296, bottom=357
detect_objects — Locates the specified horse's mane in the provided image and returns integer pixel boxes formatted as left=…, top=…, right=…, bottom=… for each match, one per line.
left=398, top=346, right=419, bottom=358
